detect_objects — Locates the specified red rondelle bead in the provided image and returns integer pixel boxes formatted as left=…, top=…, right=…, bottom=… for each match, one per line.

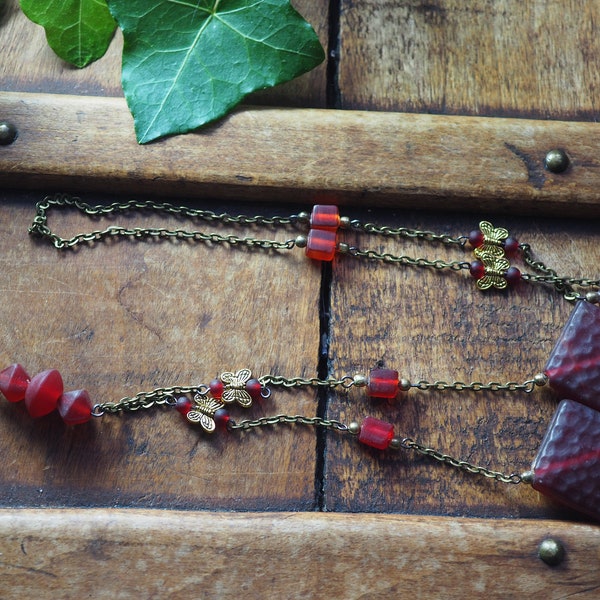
left=505, top=266, right=522, bottom=285
left=306, top=228, right=337, bottom=262
left=176, top=396, right=193, bottom=415
left=468, top=230, right=485, bottom=248
left=310, top=205, right=340, bottom=231
left=24, top=369, right=64, bottom=418
left=209, top=379, right=224, bottom=399
left=58, top=389, right=93, bottom=425
left=245, top=378, right=263, bottom=402
left=368, top=368, right=399, bottom=399
left=358, top=416, right=395, bottom=450
left=0, top=363, right=31, bottom=403
left=469, top=260, right=486, bottom=279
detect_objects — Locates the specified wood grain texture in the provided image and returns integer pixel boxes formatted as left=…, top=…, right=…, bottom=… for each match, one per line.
left=0, top=193, right=322, bottom=510
left=325, top=208, right=600, bottom=519
left=1, top=510, right=599, bottom=599
left=2, top=92, right=600, bottom=215
left=338, top=0, right=600, bottom=120
left=0, top=0, right=328, bottom=106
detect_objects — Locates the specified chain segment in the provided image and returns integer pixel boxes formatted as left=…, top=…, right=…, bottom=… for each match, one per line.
left=228, top=414, right=350, bottom=431
left=346, top=247, right=471, bottom=272
left=400, top=438, right=523, bottom=484
left=411, top=379, right=538, bottom=393
left=258, top=374, right=356, bottom=388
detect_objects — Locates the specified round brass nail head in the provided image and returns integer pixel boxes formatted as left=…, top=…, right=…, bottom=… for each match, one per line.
left=0, top=121, right=17, bottom=145
left=544, top=149, right=570, bottom=173
left=538, top=538, right=565, bottom=566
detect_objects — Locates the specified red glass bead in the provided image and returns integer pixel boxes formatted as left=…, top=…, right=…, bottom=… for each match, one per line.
left=24, top=369, right=64, bottom=418
left=504, top=266, right=521, bottom=285
left=310, top=205, right=340, bottom=231
left=176, top=396, right=192, bottom=415
left=214, top=407, right=231, bottom=429
left=368, top=368, right=399, bottom=399
left=469, top=260, right=485, bottom=279
left=468, top=230, right=484, bottom=248
left=531, top=399, right=600, bottom=521
left=0, top=363, right=31, bottom=403
left=306, top=228, right=337, bottom=262
left=358, top=416, right=395, bottom=450
left=209, top=379, right=224, bottom=399
left=245, top=378, right=263, bottom=402
left=544, top=301, right=600, bottom=411
left=58, top=389, right=93, bottom=426
left=504, top=237, right=520, bottom=256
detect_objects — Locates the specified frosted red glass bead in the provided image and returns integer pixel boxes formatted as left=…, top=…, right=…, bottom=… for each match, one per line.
left=358, top=416, right=395, bottom=450
left=245, top=378, right=263, bottom=402
left=24, top=369, right=64, bottom=418
left=58, top=389, right=93, bottom=425
left=468, top=230, right=484, bottom=249
left=306, top=228, right=337, bottom=262
left=544, top=301, right=600, bottom=411
left=209, top=379, right=224, bottom=399
left=0, top=363, right=31, bottom=403
left=368, top=368, right=399, bottom=399
left=214, top=407, right=231, bottom=429
left=176, top=396, right=193, bottom=415
left=531, top=399, right=600, bottom=521
left=310, top=205, right=340, bottom=231
left=469, top=260, right=485, bottom=280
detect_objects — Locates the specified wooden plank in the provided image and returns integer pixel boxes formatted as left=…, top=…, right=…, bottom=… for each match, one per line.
left=1, top=509, right=599, bottom=599
left=0, top=0, right=328, bottom=106
left=325, top=207, right=600, bottom=519
left=0, top=193, right=321, bottom=510
left=338, top=0, right=600, bottom=121
left=2, top=92, right=600, bottom=215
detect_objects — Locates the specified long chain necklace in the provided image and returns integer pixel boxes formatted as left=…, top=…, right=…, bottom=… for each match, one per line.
left=2, top=193, right=600, bottom=521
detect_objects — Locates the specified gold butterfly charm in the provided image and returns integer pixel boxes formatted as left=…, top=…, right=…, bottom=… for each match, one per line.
left=474, top=221, right=509, bottom=259
left=220, top=368, right=254, bottom=407
left=476, top=254, right=510, bottom=290
left=186, top=395, right=225, bottom=432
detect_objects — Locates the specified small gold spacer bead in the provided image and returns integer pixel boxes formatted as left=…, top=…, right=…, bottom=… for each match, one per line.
left=337, top=242, right=350, bottom=254
left=347, top=421, right=361, bottom=435
left=339, top=216, right=351, bottom=228
left=353, top=374, right=368, bottom=387
left=533, top=373, right=549, bottom=387
left=399, top=378, right=412, bottom=392
left=295, top=235, right=308, bottom=248
left=389, top=437, right=402, bottom=450
left=296, top=211, right=310, bottom=223
left=585, top=291, right=600, bottom=304
left=521, top=470, right=534, bottom=484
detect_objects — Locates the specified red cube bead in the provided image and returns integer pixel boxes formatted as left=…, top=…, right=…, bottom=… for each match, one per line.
left=358, top=416, right=395, bottom=450
left=0, top=363, right=31, bottom=403
left=368, top=368, right=399, bottom=399
left=58, top=389, right=93, bottom=425
left=310, top=205, right=340, bottom=231
left=306, top=228, right=337, bottom=261
left=531, top=399, right=600, bottom=521
left=24, top=369, right=64, bottom=418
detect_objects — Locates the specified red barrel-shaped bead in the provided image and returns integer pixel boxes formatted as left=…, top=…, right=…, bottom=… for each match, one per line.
left=58, top=389, right=93, bottom=425
left=24, top=369, right=64, bottom=418
left=358, top=416, right=395, bottom=450
left=0, top=363, right=31, bottom=403
left=306, top=228, right=337, bottom=261
left=310, top=205, right=340, bottom=231
left=368, top=368, right=399, bottom=399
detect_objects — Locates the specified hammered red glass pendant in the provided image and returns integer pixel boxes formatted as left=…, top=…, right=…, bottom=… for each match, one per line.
left=544, top=301, right=600, bottom=412
left=531, top=399, right=600, bottom=521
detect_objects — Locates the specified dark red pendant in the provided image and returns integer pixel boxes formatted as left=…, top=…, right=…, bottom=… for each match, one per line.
left=544, top=301, right=600, bottom=412
left=531, top=399, right=600, bottom=521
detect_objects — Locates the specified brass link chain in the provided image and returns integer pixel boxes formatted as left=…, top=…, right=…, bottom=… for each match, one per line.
left=347, top=247, right=471, bottom=271
left=228, top=414, right=350, bottom=431
left=412, top=379, right=537, bottom=393
left=400, top=438, right=523, bottom=484
left=348, top=220, right=467, bottom=247
left=259, top=374, right=355, bottom=388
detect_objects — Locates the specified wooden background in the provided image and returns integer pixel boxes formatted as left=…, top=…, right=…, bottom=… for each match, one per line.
left=1, top=0, right=600, bottom=597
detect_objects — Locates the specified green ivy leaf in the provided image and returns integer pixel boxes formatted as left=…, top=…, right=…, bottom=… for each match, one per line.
left=107, top=0, right=325, bottom=144
left=20, top=0, right=116, bottom=68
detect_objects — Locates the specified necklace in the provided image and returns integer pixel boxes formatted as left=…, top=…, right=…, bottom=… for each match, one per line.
left=2, top=194, right=600, bottom=521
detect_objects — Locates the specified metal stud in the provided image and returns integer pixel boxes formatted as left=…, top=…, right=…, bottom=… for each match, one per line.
left=347, top=421, right=361, bottom=435
left=538, top=538, right=565, bottom=566
left=544, top=149, right=570, bottom=174
left=0, top=121, right=17, bottom=145
left=294, top=235, right=307, bottom=248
